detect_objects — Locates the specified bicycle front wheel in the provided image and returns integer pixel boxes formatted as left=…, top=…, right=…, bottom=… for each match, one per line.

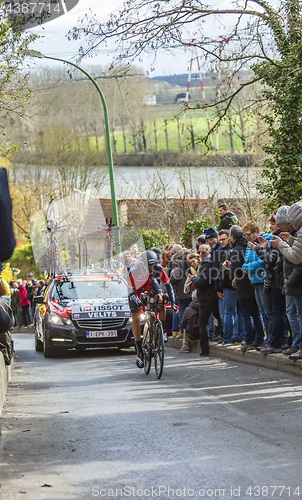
left=154, top=320, right=164, bottom=379
left=142, top=321, right=151, bottom=375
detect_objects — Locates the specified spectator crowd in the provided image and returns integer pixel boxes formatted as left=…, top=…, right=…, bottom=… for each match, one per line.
left=0, top=273, right=49, bottom=329
left=3, top=197, right=302, bottom=365
left=139, top=201, right=302, bottom=362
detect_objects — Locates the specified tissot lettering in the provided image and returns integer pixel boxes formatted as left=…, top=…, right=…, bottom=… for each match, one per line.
left=79, top=305, right=123, bottom=312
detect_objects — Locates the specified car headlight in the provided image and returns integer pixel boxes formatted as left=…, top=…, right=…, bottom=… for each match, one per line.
left=127, top=313, right=145, bottom=323
left=64, top=318, right=73, bottom=326
left=48, top=313, right=64, bottom=325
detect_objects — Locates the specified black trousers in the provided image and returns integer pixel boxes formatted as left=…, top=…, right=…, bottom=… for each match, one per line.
left=199, top=303, right=220, bottom=354
left=21, top=305, right=30, bottom=326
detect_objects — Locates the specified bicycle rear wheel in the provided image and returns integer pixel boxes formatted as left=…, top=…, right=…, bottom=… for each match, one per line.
left=154, top=320, right=164, bottom=379
left=142, top=321, right=151, bottom=375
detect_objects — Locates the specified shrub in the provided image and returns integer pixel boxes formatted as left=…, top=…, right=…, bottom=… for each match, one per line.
left=180, top=218, right=213, bottom=248
left=7, top=244, right=43, bottom=279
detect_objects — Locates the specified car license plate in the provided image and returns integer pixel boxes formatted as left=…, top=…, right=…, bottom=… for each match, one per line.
left=86, top=331, right=118, bottom=338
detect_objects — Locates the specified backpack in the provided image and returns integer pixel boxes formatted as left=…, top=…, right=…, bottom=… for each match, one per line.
left=186, top=307, right=200, bottom=341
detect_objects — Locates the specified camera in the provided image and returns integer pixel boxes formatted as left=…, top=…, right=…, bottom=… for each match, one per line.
left=261, top=269, right=272, bottom=294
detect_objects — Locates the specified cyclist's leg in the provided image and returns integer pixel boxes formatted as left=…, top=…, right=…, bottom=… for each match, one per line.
left=131, top=311, right=141, bottom=341
left=128, top=291, right=144, bottom=368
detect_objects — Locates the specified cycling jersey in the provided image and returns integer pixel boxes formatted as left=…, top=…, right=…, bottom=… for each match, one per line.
left=151, top=264, right=175, bottom=306
left=126, top=260, right=162, bottom=312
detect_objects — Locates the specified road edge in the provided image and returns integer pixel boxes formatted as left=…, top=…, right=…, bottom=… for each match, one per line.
left=167, top=338, right=302, bottom=377
left=0, top=353, right=11, bottom=422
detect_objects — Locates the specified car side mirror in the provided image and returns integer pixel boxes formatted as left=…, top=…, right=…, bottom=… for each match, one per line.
left=34, top=295, right=45, bottom=304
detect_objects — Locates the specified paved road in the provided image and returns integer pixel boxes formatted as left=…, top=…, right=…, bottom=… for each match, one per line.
left=1, top=333, right=302, bottom=500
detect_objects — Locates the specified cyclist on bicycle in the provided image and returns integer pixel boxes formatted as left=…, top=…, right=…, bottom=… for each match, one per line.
left=150, top=247, right=177, bottom=342
left=127, top=250, right=177, bottom=369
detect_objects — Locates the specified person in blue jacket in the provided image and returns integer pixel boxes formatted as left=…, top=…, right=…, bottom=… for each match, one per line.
left=242, top=220, right=274, bottom=348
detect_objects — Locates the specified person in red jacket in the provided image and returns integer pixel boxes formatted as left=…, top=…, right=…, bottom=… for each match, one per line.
left=19, top=282, right=31, bottom=327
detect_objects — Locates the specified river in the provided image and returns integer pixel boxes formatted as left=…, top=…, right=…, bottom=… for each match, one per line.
left=11, top=163, right=262, bottom=199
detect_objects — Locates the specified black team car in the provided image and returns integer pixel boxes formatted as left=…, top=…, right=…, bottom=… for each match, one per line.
left=34, top=271, right=146, bottom=358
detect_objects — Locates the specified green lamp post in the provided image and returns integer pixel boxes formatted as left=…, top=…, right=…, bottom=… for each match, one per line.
left=27, top=50, right=120, bottom=251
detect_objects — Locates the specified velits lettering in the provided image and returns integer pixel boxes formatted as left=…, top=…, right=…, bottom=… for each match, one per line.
left=80, top=304, right=124, bottom=312
left=87, top=311, right=117, bottom=318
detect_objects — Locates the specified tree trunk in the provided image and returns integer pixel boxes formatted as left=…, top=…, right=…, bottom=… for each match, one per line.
left=154, top=120, right=158, bottom=151
left=164, top=119, right=169, bottom=150
left=228, top=114, right=234, bottom=154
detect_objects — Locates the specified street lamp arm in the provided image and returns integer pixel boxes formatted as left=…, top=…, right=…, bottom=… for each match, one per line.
left=26, top=50, right=120, bottom=247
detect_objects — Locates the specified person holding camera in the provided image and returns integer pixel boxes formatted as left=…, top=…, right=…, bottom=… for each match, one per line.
left=270, top=205, right=302, bottom=359
left=243, top=221, right=274, bottom=349
left=250, top=212, right=286, bottom=354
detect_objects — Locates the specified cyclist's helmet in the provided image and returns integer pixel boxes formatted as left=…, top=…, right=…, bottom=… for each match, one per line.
left=140, top=250, right=157, bottom=273
left=150, top=247, right=162, bottom=264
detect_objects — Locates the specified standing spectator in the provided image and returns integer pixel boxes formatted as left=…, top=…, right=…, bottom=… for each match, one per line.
left=130, top=243, right=140, bottom=260
left=190, top=244, right=219, bottom=356
left=252, top=212, right=287, bottom=354
left=218, top=229, right=244, bottom=345
left=10, top=281, right=19, bottom=326
left=0, top=274, right=11, bottom=305
left=242, top=221, right=274, bottom=348
left=38, top=280, right=45, bottom=295
left=273, top=201, right=302, bottom=264
left=26, top=272, right=36, bottom=285
left=217, top=203, right=239, bottom=231
left=26, top=282, right=39, bottom=325
left=19, top=282, right=31, bottom=327
left=40, top=277, right=50, bottom=295
left=271, top=205, right=302, bottom=358
left=217, top=230, right=232, bottom=334
left=168, top=244, right=191, bottom=340
left=196, top=235, right=206, bottom=254
left=15, top=279, right=23, bottom=326
left=229, top=225, right=264, bottom=351
left=179, top=253, right=201, bottom=353
left=204, top=227, right=223, bottom=340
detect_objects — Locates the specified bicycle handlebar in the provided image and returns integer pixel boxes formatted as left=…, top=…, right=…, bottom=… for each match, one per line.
left=141, top=293, right=171, bottom=312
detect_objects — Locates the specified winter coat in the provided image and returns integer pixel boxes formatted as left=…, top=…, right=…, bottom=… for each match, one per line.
left=283, top=261, right=302, bottom=296
left=183, top=266, right=198, bottom=294
left=255, top=230, right=283, bottom=290
left=218, top=211, right=239, bottom=231
left=278, top=200, right=302, bottom=264
left=242, top=234, right=273, bottom=284
left=19, top=284, right=30, bottom=306
left=229, top=237, right=255, bottom=300
left=181, top=300, right=200, bottom=340
left=219, top=245, right=234, bottom=290
left=211, top=240, right=223, bottom=292
left=191, top=255, right=218, bottom=306
left=168, top=248, right=191, bottom=300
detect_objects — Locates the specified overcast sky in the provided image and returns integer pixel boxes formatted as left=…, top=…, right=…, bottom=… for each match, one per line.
left=26, top=0, right=232, bottom=76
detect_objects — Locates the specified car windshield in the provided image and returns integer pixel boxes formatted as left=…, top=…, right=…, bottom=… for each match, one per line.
left=50, top=279, right=128, bottom=300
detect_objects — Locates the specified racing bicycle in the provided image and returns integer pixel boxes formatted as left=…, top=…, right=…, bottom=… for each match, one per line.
left=41, top=220, right=65, bottom=276
left=141, top=294, right=170, bottom=379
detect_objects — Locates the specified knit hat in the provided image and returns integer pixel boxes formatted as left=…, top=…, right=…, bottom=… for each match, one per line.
left=287, top=200, right=302, bottom=230
left=275, top=205, right=290, bottom=224
left=204, top=227, right=218, bottom=239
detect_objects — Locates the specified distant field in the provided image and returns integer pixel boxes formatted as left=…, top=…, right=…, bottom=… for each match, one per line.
left=91, top=83, right=255, bottom=153
left=94, top=88, right=253, bottom=154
